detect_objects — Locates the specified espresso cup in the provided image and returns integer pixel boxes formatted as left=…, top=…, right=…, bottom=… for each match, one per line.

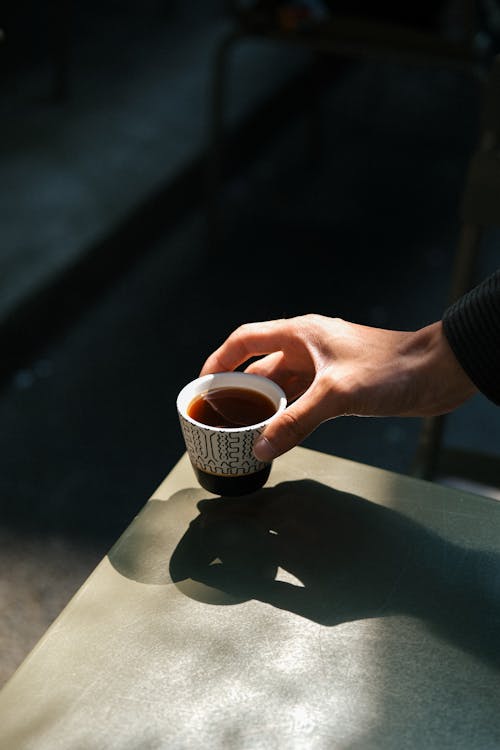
left=177, top=372, right=287, bottom=496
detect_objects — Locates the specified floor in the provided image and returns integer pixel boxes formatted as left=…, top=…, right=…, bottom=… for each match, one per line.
left=1, top=3, right=500, bottom=688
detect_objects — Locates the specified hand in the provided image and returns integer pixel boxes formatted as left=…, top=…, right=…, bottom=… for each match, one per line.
left=200, top=314, right=477, bottom=460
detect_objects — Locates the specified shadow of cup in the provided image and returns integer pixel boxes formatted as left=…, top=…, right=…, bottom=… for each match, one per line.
left=109, top=479, right=500, bottom=667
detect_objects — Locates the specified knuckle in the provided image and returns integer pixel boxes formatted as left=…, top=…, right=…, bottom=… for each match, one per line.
left=304, top=313, right=324, bottom=324
left=233, top=322, right=253, bottom=339
left=230, top=323, right=254, bottom=354
left=297, top=313, right=324, bottom=330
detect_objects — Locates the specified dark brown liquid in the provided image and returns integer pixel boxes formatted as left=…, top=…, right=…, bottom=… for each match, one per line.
left=187, top=387, right=276, bottom=428
left=193, top=464, right=271, bottom=496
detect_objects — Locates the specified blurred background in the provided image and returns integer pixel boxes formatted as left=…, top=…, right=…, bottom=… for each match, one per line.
left=1, top=0, right=500, bottom=686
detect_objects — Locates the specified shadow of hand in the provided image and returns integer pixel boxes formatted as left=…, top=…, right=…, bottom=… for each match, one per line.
left=169, top=480, right=500, bottom=667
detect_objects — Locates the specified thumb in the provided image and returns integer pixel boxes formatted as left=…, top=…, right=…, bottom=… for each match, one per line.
left=253, top=385, right=331, bottom=461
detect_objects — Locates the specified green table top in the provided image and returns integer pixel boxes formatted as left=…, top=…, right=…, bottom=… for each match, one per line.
left=0, top=447, right=499, bottom=749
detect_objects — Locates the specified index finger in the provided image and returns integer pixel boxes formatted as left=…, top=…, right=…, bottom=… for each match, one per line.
left=199, top=319, right=291, bottom=375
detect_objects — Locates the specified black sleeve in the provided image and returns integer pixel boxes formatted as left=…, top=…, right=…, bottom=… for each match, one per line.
left=442, top=269, right=500, bottom=406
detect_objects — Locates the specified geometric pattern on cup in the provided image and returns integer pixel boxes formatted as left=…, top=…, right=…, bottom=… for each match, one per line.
left=179, top=414, right=268, bottom=476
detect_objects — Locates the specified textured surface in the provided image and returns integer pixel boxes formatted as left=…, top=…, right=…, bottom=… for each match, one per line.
left=2, top=3, right=500, bottom=705
left=0, top=447, right=499, bottom=749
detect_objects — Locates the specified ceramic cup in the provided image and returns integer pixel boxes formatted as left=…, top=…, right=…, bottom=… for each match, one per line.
left=177, top=372, right=287, bottom=496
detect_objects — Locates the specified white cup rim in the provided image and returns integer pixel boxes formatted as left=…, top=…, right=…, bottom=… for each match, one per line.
left=177, top=372, right=287, bottom=432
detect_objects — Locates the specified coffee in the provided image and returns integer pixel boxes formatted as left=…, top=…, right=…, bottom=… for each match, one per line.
left=187, top=387, right=277, bottom=428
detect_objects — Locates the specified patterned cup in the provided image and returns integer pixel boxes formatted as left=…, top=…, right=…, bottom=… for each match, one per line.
left=177, top=372, right=287, bottom=496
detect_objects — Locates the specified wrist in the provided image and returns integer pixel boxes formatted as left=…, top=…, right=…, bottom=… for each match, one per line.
left=407, top=321, right=477, bottom=416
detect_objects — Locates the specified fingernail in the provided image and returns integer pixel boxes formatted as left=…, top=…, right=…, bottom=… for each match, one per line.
left=254, top=436, right=276, bottom=462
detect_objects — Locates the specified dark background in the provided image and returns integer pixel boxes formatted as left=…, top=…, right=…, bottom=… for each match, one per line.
left=1, top=0, right=499, bottom=685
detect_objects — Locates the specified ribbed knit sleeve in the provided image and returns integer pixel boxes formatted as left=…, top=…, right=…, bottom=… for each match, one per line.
left=442, top=269, right=500, bottom=406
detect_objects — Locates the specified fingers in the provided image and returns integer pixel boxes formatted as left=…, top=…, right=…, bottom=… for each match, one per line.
left=244, top=352, right=310, bottom=402
left=199, top=319, right=291, bottom=376
left=244, top=351, right=286, bottom=385
left=254, top=382, right=335, bottom=461
left=199, top=316, right=335, bottom=460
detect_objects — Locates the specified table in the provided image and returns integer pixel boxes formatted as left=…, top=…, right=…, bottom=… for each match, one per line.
left=0, top=447, right=499, bottom=749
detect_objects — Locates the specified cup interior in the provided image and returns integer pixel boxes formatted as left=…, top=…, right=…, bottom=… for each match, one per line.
left=177, top=372, right=287, bottom=430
